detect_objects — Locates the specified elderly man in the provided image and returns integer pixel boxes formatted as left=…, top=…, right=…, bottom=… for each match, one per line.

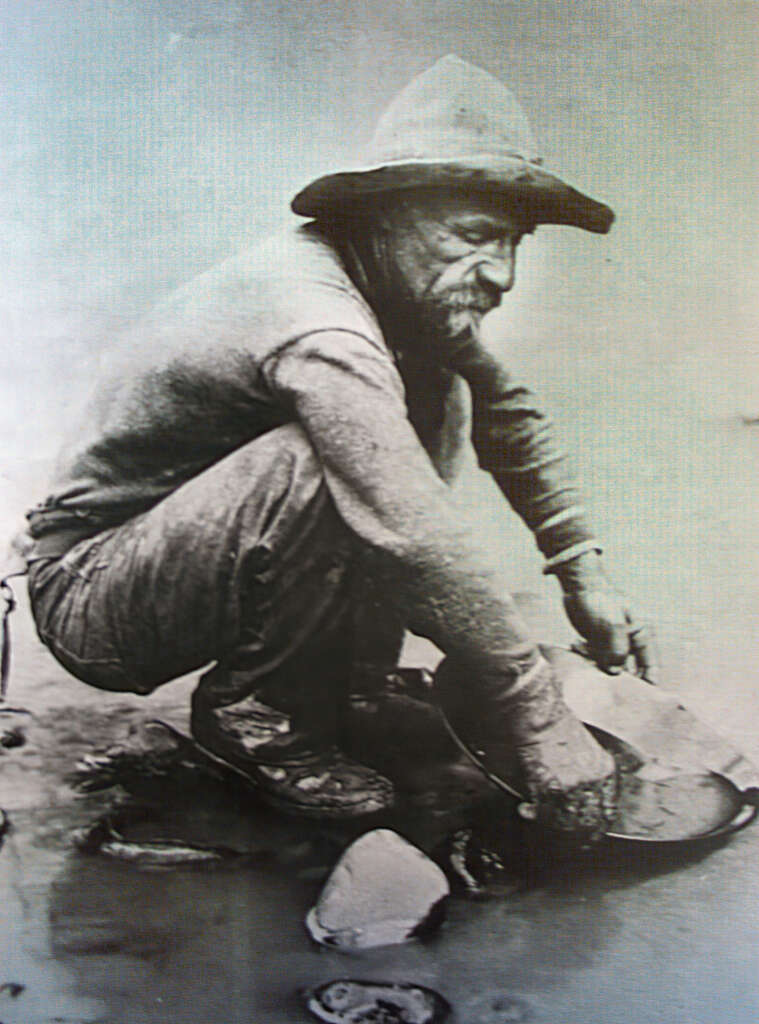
left=23, top=56, right=654, bottom=834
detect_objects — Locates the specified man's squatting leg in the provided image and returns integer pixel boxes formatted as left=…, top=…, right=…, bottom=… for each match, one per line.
left=27, top=423, right=402, bottom=814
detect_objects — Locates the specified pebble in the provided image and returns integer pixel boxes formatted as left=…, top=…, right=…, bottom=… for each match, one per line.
left=305, top=979, right=450, bottom=1024
left=0, top=725, right=25, bottom=749
left=306, top=829, right=449, bottom=951
left=73, top=814, right=258, bottom=869
left=71, top=720, right=186, bottom=792
left=0, top=708, right=31, bottom=751
left=0, top=982, right=26, bottom=999
left=433, top=828, right=522, bottom=898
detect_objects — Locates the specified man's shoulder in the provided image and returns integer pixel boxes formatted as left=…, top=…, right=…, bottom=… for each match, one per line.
left=235, top=220, right=350, bottom=286
left=125, top=220, right=388, bottom=372
left=227, top=220, right=383, bottom=346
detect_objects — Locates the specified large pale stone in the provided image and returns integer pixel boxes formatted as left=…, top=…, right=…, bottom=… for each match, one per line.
left=306, top=828, right=449, bottom=951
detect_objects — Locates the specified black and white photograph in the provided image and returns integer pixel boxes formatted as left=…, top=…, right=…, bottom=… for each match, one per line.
left=1, top=2, right=757, bottom=1022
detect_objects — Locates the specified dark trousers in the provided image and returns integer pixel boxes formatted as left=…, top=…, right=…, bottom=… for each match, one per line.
left=28, top=424, right=405, bottom=738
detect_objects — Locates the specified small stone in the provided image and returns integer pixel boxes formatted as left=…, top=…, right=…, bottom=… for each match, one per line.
left=70, top=720, right=185, bottom=791
left=433, top=828, right=522, bottom=898
left=0, top=709, right=31, bottom=752
left=306, top=829, right=449, bottom=951
left=124, top=720, right=184, bottom=757
left=0, top=981, right=26, bottom=999
left=305, top=979, right=450, bottom=1024
left=0, top=725, right=25, bottom=749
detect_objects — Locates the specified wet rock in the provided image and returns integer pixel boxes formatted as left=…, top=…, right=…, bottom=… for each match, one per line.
left=75, top=819, right=227, bottom=867
left=0, top=708, right=31, bottom=751
left=69, top=718, right=265, bottom=803
left=0, top=724, right=25, bottom=749
left=0, top=981, right=26, bottom=999
left=433, top=828, right=522, bottom=898
left=306, top=829, right=449, bottom=951
left=70, top=720, right=189, bottom=792
left=305, top=979, right=450, bottom=1024
left=72, top=810, right=267, bottom=869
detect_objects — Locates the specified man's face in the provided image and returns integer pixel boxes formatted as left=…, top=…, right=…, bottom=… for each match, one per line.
left=384, top=189, right=535, bottom=355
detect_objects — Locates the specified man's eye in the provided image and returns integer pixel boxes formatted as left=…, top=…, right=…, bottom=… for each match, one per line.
left=458, top=227, right=492, bottom=245
left=460, top=229, right=522, bottom=249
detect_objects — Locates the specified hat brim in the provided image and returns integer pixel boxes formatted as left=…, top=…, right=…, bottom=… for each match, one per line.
left=291, top=156, right=614, bottom=234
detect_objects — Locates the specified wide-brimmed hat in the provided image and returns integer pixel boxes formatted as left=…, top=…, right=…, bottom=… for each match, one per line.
left=291, top=55, right=614, bottom=233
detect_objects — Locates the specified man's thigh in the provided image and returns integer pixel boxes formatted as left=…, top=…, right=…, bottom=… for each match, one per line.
left=29, top=424, right=357, bottom=693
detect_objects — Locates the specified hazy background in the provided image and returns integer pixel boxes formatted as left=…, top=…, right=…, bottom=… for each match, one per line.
left=2, top=0, right=757, bottom=456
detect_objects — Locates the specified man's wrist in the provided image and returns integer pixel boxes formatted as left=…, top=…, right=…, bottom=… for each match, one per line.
left=553, top=549, right=605, bottom=593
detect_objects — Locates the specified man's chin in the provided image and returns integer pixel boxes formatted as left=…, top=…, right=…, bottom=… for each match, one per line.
left=411, top=304, right=482, bottom=360
left=446, top=308, right=483, bottom=338
left=429, top=314, right=482, bottom=363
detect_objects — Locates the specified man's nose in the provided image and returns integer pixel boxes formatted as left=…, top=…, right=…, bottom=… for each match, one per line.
left=476, top=244, right=516, bottom=293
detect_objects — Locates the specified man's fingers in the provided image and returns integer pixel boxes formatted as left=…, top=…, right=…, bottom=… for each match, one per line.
left=592, top=622, right=630, bottom=675
left=629, top=624, right=660, bottom=684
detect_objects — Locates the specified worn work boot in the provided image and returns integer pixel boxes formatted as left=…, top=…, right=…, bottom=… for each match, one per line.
left=190, top=688, right=395, bottom=820
left=345, top=666, right=456, bottom=766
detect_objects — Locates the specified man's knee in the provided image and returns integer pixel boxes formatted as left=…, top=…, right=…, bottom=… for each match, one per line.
left=28, top=556, right=157, bottom=695
left=25, top=425, right=355, bottom=697
left=220, top=424, right=337, bottom=554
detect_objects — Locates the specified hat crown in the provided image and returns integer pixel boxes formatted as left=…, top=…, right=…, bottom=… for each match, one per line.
left=364, top=54, right=540, bottom=167
left=291, top=56, right=614, bottom=235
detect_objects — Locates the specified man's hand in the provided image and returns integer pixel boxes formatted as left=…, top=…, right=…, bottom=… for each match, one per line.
left=436, top=653, right=618, bottom=842
left=516, top=713, right=618, bottom=841
left=555, top=551, right=659, bottom=683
